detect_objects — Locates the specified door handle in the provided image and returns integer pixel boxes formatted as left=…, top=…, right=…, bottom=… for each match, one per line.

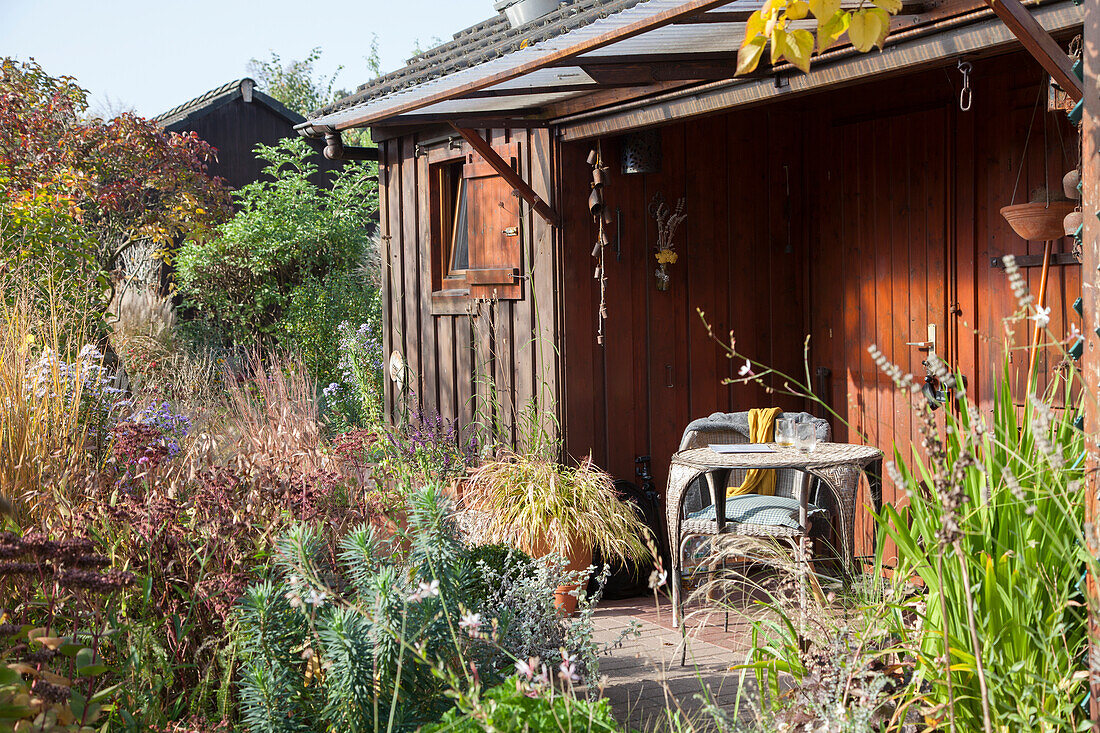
left=666, top=364, right=673, bottom=388
left=906, top=323, right=937, bottom=354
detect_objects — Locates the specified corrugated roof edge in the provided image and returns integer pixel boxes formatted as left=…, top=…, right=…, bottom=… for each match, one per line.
left=153, top=79, right=306, bottom=130
left=307, top=0, right=645, bottom=121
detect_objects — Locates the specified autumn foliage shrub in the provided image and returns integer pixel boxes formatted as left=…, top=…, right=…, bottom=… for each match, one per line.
left=0, top=57, right=230, bottom=329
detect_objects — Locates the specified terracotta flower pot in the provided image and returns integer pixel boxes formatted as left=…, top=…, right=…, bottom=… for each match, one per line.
left=527, top=535, right=593, bottom=616
left=554, top=541, right=594, bottom=615
left=1000, top=201, right=1077, bottom=241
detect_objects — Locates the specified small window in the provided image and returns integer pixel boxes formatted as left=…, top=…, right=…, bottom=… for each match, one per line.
left=429, top=142, right=523, bottom=310
left=431, top=159, right=469, bottom=294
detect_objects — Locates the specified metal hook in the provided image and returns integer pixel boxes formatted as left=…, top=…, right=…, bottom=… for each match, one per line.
left=957, top=59, right=973, bottom=112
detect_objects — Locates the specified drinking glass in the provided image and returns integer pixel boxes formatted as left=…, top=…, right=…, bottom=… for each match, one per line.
left=775, top=420, right=793, bottom=447
left=795, top=421, right=818, bottom=453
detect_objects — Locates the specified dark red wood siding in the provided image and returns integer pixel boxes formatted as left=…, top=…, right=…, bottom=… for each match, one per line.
left=559, top=50, right=1078, bottom=559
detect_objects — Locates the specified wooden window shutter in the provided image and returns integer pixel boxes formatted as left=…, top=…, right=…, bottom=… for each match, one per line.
left=463, top=142, right=522, bottom=300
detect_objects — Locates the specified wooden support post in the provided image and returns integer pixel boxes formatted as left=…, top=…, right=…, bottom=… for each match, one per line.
left=1081, top=0, right=1100, bottom=726
left=984, top=0, right=1082, bottom=102
left=450, top=124, right=561, bottom=227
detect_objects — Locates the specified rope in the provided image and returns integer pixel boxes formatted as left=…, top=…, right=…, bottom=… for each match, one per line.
left=1010, top=75, right=1048, bottom=206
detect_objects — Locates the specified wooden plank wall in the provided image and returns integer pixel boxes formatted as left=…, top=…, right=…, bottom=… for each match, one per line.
left=560, top=113, right=806, bottom=493
left=559, top=50, right=1080, bottom=559
left=378, top=128, right=561, bottom=450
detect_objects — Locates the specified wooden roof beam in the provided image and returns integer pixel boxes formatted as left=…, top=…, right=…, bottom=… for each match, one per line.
left=450, top=124, right=560, bottom=227
left=370, top=110, right=548, bottom=127
left=462, top=82, right=624, bottom=98
left=581, top=59, right=744, bottom=84
left=984, top=0, right=1082, bottom=100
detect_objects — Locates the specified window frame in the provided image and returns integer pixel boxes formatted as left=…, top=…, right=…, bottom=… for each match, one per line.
left=428, top=148, right=471, bottom=315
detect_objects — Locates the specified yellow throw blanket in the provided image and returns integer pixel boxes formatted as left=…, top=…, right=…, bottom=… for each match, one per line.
left=727, top=407, right=782, bottom=497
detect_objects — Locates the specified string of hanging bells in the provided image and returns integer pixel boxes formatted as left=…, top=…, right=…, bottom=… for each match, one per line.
left=588, top=144, right=611, bottom=344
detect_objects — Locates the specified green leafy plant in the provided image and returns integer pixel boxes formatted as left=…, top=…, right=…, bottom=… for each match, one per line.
left=425, top=674, right=622, bottom=733
left=174, top=137, right=378, bottom=382
left=233, top=484, right=614, bottom=732
left=875, top=371, right=1089, bottom=732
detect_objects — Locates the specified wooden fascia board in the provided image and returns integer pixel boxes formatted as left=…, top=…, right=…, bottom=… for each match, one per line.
left=450, top=124, right=560, bottom=227
left=544, top=80, right=698, bottom=118
left=329, top=0, right=734, bottom=129
left=984, top=0, right=1082, bottom=100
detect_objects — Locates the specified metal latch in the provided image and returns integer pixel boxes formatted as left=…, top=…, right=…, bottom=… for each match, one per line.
left=503, top=227, right=519, bottom=237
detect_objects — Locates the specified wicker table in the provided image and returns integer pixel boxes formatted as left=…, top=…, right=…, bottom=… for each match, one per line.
left=665, top=443, right=883, bottom=627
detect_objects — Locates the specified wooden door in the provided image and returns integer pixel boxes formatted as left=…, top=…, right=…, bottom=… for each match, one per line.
left=809, top=106, right=952, bottom=560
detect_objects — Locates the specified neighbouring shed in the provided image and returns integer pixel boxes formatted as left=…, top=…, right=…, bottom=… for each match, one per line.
left=154, top=78, right=344, bottom=189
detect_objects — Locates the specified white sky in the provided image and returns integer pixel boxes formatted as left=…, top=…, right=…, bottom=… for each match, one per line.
left=0, top=0, right=491, bottom=118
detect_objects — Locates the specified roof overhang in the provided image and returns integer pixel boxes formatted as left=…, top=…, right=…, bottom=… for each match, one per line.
left=297, top=0, right=773, bottom=135
left=298, top=0, right=1081, bottom=139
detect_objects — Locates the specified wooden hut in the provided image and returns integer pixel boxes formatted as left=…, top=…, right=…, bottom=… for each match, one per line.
left=155, top=78, right=344, bottom=189
left=299, top=0, right=1085, bottom=556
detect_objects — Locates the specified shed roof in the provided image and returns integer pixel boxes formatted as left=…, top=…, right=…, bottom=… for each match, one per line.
left=311, top=0, right=646, bottom=119
left=300, top=0, right=1082, bottom=137
left=154, top=78, right=305, bottom=130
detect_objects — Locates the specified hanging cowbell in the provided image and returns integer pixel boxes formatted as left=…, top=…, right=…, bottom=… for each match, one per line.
left=588, top=187, right=604, bottom=217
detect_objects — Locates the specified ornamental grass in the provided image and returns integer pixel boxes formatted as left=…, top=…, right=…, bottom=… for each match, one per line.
left=464, top=450, right=651, bottom=564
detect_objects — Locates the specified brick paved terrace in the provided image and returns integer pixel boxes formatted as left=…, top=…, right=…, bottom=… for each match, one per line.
left=590, top=593, right=769, bottom=731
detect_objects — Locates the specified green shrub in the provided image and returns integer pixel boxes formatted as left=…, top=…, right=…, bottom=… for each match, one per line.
left=735, top=366, right=1091, bottom=732
left=876, top=373, right=1089, bottom=731
left=460, top=543, right=533, bottom=602
left=175, top=137, right=378, bottom=381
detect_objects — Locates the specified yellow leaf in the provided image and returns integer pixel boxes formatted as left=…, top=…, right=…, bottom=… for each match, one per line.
left=869, top=7, right=891, bottom=47
left=33, top=636, right=65, bottom=650
left=304, top=652, right=323, bottom=686
left=787, top=29, right=815, bottom=73
left=787, top=0, right=810, bottom=19
left=847, top=9, right=881, bottom=52
left=770, top=28, right=789, bottom=66
left=39, top=669, right=72, bottom=687
left=737, top=36, right=768, bottom=75
left=807, top=0, right=841, bottom=20
left=872, top=0, right=903, bottom=13
left=818, top=11, right=850, bottom=51
left=743, top=10, right=767, bottom=45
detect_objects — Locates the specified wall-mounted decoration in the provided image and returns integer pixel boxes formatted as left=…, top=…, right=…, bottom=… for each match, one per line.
left=649, top=193, right=686, bottom=292
left=588, top=144, right=612, bottom=343
left=621, top=129, right=661, bottom=175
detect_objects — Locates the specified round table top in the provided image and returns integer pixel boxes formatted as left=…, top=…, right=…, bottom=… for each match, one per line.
left=673, top=442, right=883, bottom=471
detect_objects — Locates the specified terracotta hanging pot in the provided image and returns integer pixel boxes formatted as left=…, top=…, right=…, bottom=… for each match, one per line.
left=1000, top=201, right=1077, bottom=241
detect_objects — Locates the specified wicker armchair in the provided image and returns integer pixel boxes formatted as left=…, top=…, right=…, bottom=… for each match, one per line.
left=671, top=412, right=832, bottom=626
